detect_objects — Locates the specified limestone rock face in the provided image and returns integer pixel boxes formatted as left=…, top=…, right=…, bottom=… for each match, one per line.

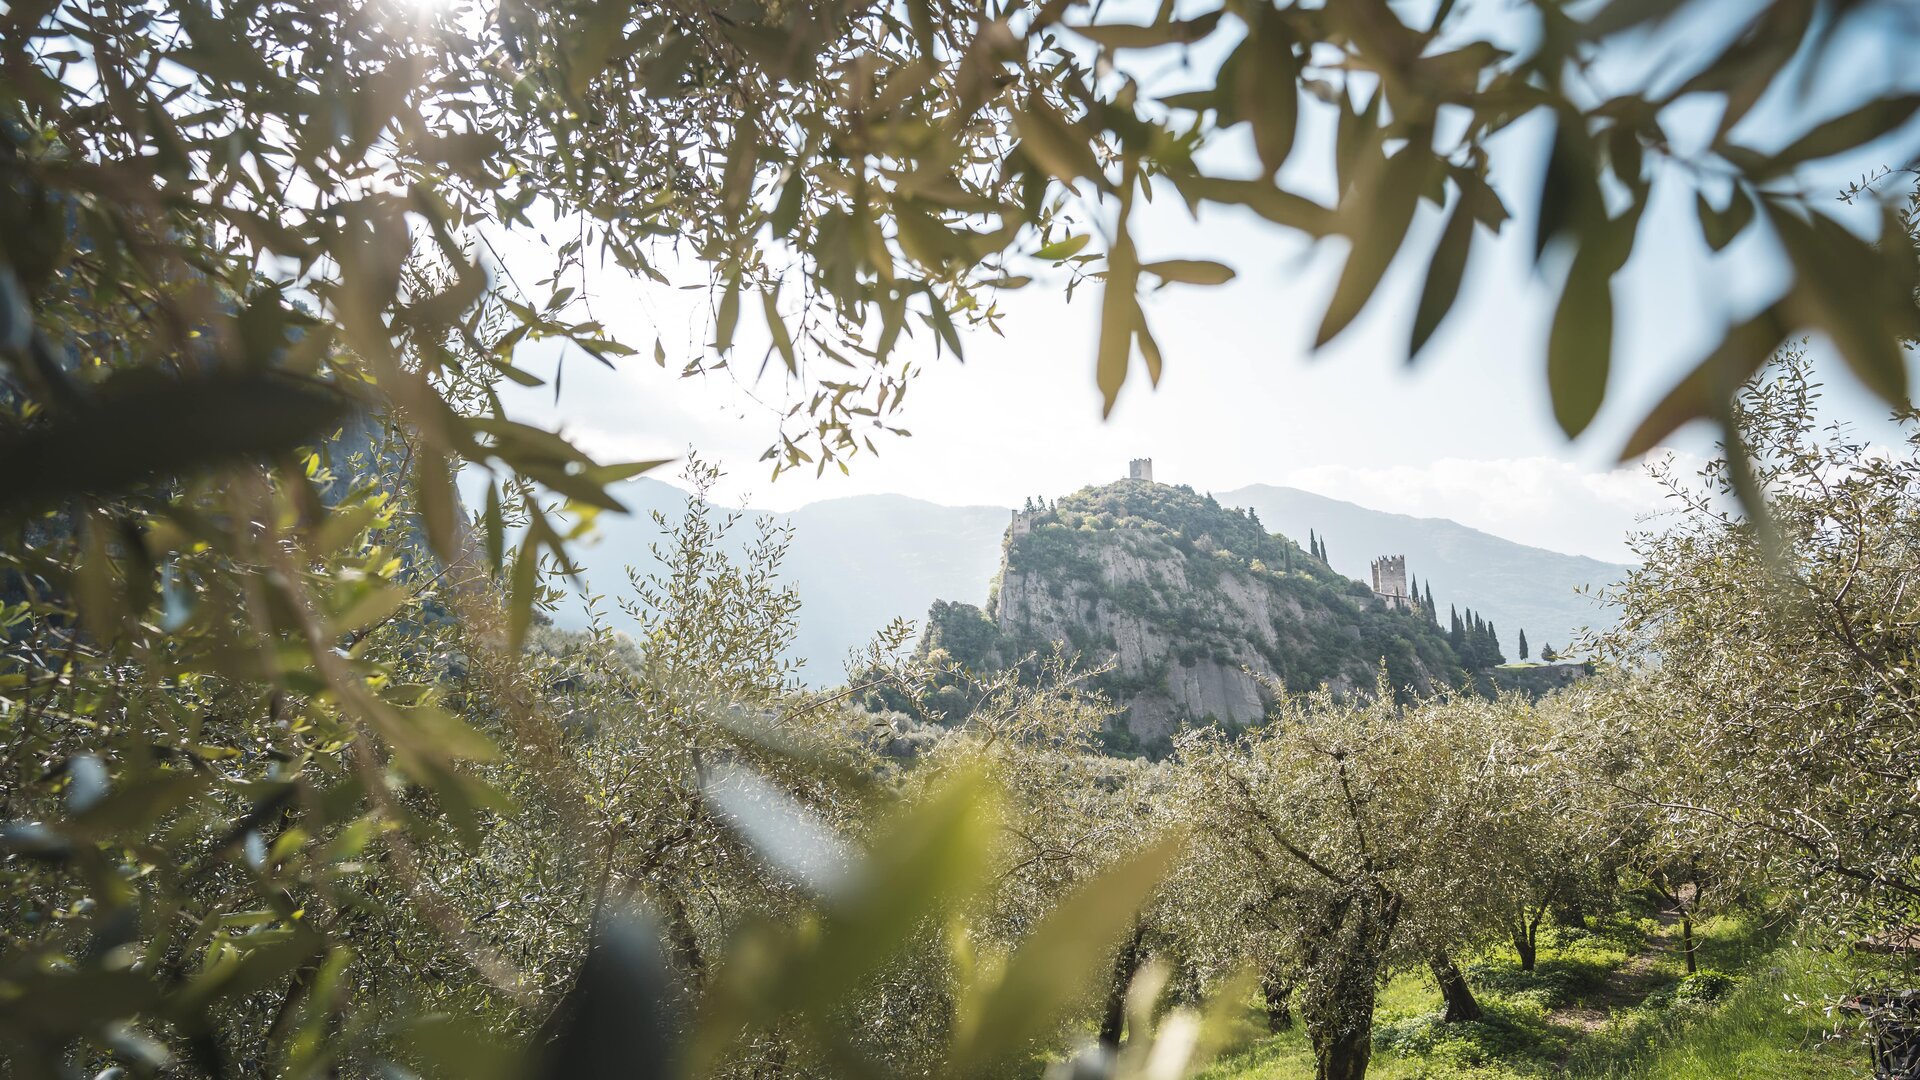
left=1006, top=541, right=1259, bottom=734
left=932, top=480, right=1463, bottom=751
left=995, top=529, right=1372, bottom=741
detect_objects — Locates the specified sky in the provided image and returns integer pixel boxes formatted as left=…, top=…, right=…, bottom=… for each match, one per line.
left=487, top=4, right=1920, bottom=566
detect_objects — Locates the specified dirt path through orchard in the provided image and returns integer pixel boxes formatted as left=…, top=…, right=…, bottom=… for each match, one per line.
left=1550, top=912, right=1679, bottom=1035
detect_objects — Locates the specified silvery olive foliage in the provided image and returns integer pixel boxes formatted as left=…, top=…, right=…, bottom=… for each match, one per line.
left=1589, top=352, right=1920, bottom=952
left=0, top=428, right=1211, bottom=1078
left=1164, top=681, right=1569, bottom=1080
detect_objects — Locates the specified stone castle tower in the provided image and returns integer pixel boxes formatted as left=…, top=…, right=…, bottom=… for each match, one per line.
left=1128, top=458, right=1154, bottom=483
left=1010, top=508, right=1033, bottom=538
left=1370, top=555, right=1415, bottom=611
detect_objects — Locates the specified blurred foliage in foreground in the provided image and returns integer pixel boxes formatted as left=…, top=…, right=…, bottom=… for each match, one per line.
left=4, top=0, right=1920, bottom=1076
left=3, top=0, right=1918, bottom=518
left=10, top=354, right=1920, bottom=1080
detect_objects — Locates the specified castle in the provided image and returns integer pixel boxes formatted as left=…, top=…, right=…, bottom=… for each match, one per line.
left=1370, top=555, right=1415, bottom=611
left=1128, top=458, right=1154, bottom=483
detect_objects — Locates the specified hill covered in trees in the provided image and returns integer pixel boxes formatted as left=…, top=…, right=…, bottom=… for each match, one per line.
left=1218, top=485, right=1628, bottom=661
left=900, top=479, right=1491, bottom=750
left=550, top=478, right=1620, bottom=685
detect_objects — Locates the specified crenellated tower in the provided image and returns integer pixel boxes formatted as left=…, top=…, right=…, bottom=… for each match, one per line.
left=1370, top=554, right=1415, bottom=611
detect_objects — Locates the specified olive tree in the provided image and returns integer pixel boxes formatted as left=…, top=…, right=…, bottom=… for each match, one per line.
left=898, top=652, right=1172, bottom=1052
left=1591, top=352, right=1920, bottom=948
left=1442, top=693, right=1621, bottom=972
left=1169, top=682, right=1523, bottom=1080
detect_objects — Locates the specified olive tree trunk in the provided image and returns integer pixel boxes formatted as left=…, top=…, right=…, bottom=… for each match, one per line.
left=1430, top=953, right=1482, bottom=1023
left=1261, top=968, right=1294, bottom=1033
left=1099, top=924, right=1147, bottom=1049
left=1299, top=891, right=1401, bottom=1080
left=1510, top=906, right=1545, bottom=973
left=1512, top=930, right=1537, bottom=972
left=1313, top=1023, right=1373, bottom=1080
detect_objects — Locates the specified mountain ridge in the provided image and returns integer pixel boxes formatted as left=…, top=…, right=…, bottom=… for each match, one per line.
left=1216, top=483, right=1627, bottom=659
left=553, top=476, right=1629, bottom=683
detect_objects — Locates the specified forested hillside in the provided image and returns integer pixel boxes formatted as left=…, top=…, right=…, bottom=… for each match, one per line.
left=555, top=478, right=1611, bottom=685
left=1218, top=485, right=1628, bottom=660
left=897, top=480, right=1483, bottom=750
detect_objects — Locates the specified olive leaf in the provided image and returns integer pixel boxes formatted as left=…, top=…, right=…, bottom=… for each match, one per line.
left=0, top=371, right=356, bottom=515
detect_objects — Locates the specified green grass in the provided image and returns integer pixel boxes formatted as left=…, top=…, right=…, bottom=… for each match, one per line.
left=1569, top=945, right=1870, bottom=1080
left=1195, top=914, right=1874, bottom=1080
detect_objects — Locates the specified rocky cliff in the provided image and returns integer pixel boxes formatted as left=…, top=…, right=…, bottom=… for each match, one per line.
left=919, top=480, right=1468, bottom=751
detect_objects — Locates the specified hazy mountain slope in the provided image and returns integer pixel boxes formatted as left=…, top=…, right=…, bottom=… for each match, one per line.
left=553, top=478, right=1009, bottom=683
left=1217, top=484, right=1629, bottom=656
left=782, top=496, right=1012, bottom=678
left=554, top=478, right=1625, bottom=683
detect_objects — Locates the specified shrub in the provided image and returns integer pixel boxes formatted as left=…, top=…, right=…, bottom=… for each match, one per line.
left=1374, top=1011, right=1447, bottom=1054
left=1674, top=970, right=1738, bottom=1005
left=1372, top=1011, right=1540, bottom=1068
left=1496, top=987, right=1562, bottom=1017
left=1466, top=964, right=1587, bottom=1009
left=1539, top=923, right=1634, bottom=970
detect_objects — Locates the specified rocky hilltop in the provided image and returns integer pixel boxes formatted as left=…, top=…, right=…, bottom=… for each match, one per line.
left=914, top=478, right=1473, bottom=751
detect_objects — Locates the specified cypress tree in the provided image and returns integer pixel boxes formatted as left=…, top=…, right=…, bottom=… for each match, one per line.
left=1424, top=581, right=1435, bottom=612
left=1518, top=629, right=1530, bottom=659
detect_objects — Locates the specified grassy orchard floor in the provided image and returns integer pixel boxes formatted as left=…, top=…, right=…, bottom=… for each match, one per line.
left=1195, top=913, right=1874, bottom=1080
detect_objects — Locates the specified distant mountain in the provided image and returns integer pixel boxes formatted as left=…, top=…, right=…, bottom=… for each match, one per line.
left=1216, top=485, right=1628, bottom=658
left=780, top=495, right=1011, bottom=675
left=554, top=477, right=1626, bottom=684
left=553, top=478, right=1010, bottom=683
